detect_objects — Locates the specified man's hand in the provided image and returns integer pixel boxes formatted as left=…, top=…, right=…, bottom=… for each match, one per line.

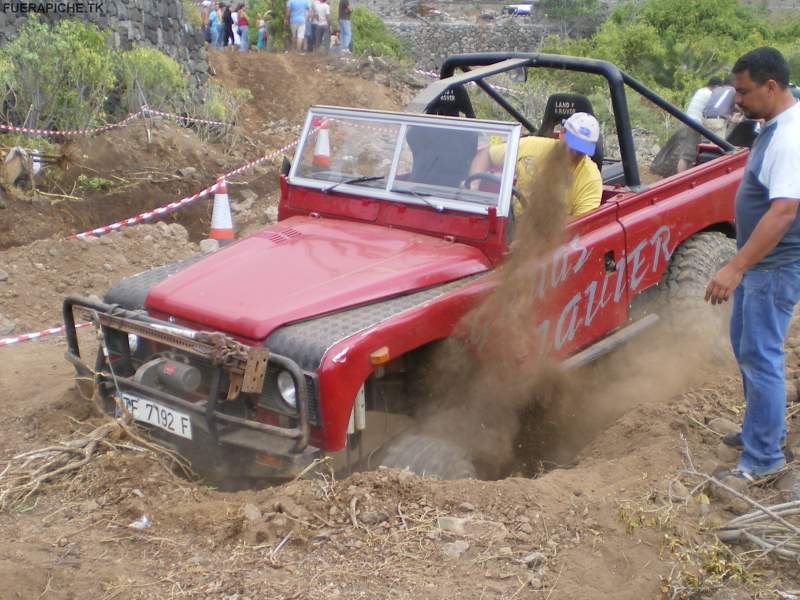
left=705, top=262, right=744, bottom=305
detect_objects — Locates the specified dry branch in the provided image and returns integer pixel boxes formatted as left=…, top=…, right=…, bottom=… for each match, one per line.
left=0, top=414, right=192, bottom=511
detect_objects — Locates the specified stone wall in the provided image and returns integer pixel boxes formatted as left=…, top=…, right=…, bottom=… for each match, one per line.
left=0, top=0, right=208, bottom=83
left=386, top=19, right=548, bottom=71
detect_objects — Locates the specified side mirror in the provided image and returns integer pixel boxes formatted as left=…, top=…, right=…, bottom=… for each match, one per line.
left=280, top=156, right=291, bottom=176
left=509, top=67, right=527, bottom=83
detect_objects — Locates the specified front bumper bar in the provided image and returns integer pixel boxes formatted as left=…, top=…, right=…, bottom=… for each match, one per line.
left=63, top=295, right=320, bottom=478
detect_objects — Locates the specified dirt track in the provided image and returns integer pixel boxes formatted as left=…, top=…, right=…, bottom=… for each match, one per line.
left=0, top=51, right=799, bottom=599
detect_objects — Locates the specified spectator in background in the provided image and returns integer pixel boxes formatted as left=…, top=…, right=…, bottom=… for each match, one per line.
left=677, top=76, right=722, bottom=172
left=305, top=1, right=316, bottom=51
left=257, top=15, right=268, bottom=50
left=338, top=0, right=352, bottom=53
left=285, top=0, right=310, bottom=51
left=702, top=75, right=736, bottom=139
left=231, top=4, right=240, bottom=47
left=222, top=4, right=235, bottom=47
left=208, top=3, right=221, bottom=47
left=313, top=0, right=331, bottom=53
left=238, top=4, right=250, bottom=52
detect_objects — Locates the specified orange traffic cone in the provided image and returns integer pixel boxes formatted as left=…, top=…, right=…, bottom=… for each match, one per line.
left=210, top=177, right=234, bottom=245
left=312, top=118, right=331, bottom=169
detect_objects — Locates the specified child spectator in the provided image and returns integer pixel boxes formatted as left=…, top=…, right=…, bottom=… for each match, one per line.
left=257, top=16, right=267, bottom=50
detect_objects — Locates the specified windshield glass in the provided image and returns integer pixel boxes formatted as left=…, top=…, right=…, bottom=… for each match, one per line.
left=290, top=107, right=521, bottom=215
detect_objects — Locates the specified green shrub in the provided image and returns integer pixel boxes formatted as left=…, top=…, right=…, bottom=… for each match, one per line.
left=182, top=0, right=203, bottom=27
left=0, top=17, right=116, bottom=131
left=119, top=47, right=189, bottom=113
left=534, top=0, right=800, bottom=106
left=185, top=80, right=252, bottom=142
left=351, top=6, right=407, bottom=60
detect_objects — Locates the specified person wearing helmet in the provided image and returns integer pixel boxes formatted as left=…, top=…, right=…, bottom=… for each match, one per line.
left=468, top=112, right=602, bottom=219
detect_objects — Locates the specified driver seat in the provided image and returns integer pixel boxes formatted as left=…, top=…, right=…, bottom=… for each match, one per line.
left=537, top=93, right=604, bottom=169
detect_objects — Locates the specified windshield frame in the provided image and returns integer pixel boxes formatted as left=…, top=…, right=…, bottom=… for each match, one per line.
left=288, top=105, right=521, bottom=218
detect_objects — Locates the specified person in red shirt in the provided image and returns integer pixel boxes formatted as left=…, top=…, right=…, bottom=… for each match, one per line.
left=237, top=4, right=250, bottom=52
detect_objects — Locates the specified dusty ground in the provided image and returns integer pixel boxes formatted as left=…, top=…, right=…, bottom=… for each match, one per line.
left=0, top=51, right=799, bottom=600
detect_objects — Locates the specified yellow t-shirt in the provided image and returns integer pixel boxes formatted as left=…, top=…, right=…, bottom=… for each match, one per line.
left=488, top=136, right=602, bottom=217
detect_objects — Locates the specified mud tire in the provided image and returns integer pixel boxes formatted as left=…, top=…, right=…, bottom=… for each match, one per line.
left=379, top=433, right=477, bottom=480
left=657, top=231, right=737, bottom=355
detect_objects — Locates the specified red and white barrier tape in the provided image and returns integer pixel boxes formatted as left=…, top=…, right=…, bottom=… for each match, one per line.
left=0, top=111, right=144, bottom=137
left=0, top=322, right=91, bottom=348
left=413, top=68, right=516, bottom=94
left=70, top=137, right=300, bottom=239
left=0, top=108, right=230, bottom=138
left=143, top=108, right=229, bottom=127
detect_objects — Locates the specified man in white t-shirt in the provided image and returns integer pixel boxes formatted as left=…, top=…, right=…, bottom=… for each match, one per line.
left=705, top=47, right=800, bottom=485
left=312, top=0, right=331, bottom=52
left=677, top=77, right=722, bottom=172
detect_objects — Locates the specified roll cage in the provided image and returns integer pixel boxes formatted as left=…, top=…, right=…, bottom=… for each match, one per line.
left=407, top=52, right=737, bottom=190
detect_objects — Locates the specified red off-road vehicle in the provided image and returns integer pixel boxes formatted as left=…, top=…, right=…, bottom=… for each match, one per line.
left=64, top=53, right=744, bottom=482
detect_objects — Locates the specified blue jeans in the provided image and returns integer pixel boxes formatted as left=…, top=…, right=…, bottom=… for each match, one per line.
left=239, top=25, right=249, bottom=51
left=340, top=19, right=351, bottom=51
left=730, top=262, right=800, bottom=475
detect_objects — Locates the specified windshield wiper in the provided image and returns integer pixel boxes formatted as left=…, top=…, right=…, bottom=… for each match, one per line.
left=323, top=175, right=385, bottom=194
left=391, top=187, right=445, bottom=212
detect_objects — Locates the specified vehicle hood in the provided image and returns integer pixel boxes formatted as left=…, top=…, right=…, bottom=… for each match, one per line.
left=145, top=216, right=491, bottom=340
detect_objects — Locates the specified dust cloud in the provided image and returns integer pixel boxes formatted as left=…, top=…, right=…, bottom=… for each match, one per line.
left=416, top=144, right=727, bottom=478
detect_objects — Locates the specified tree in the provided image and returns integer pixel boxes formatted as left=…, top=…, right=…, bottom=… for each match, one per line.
left=538, top=0, right=602, bottom=37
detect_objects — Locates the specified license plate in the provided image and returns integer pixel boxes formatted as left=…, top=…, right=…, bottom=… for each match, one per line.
left=119, top=393, right=193, bottom=440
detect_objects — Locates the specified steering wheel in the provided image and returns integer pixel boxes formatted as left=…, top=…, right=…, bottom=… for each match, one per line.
left=462, top=172, right=525, bottom=207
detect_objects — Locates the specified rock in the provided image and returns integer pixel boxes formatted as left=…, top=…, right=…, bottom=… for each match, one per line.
left=458, top=502, right=475, bottom=512
left=520, top=551, right=546, bottom=568
left=243, top=503, right=262, bottom=522
left=232, top=197, right=255, bottom=215
left=775, top=470, right=800, bottom=500
left=55, top=282, right=66, bottom=293
left=143, top=235, right=154, bottom=244
left=0, top=315, right=14, bottom=335
left=33, top=262, right=45, bottom=271
left=0, top=269, right=7, bottom=282
left=498, top=546, right=513, bottom=557
left=240, top=189, right=258, bottom=203
left=441, top=540, right=469, bottom=558
left=47, top=246, right=61, bottom=257
left=359, top=511, right=389, bottom=525
left=518, top=522, right=534, bottom=534
left=103, top=263, right=114, bottom=272
left=169, top=223, right=189, bottom=242
left=670, top=481, right=689, bottom=501
left=707, top=417, right=739, bottom=436
left=438, top=516, right=466, bottom=535
left=199, top=239, right=219, bottom=253
left=177, top=166, right=199, bottom=178
left=265, top=205, right=279, bottom=224
left=528, top=577, right=542, bottom=589
left=156, top=221, right=171, bottom=236
left=715, top=441, right=739, bottom=464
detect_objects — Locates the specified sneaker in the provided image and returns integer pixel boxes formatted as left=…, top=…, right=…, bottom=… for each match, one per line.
left=722, top=431, right=743, bottom=449
left=721, top=431, right=788, bottom=452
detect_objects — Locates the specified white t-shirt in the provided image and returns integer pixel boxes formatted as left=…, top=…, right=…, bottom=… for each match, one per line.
left=685, top=86, right=713, bottom=122
left=313, top=1, right=330, bottom=26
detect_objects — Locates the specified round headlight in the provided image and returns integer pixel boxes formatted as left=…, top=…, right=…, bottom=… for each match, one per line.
left=127, top=334, right=139, bottom=353
left=276, top=371, right=297, bottom=408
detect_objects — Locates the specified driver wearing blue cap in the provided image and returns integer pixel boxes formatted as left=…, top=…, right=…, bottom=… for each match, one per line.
left=468, top=112, right=603, bottom=219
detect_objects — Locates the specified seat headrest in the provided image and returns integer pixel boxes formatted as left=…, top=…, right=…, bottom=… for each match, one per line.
left=538, top=93, right=596, bottom=137
left=427, top=85, right=475, bottom=119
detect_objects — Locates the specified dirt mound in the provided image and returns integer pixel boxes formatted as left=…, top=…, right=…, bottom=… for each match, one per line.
left=0, top=223, right=197, bottom=334
left=0, top=52, right=410, bottom=251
